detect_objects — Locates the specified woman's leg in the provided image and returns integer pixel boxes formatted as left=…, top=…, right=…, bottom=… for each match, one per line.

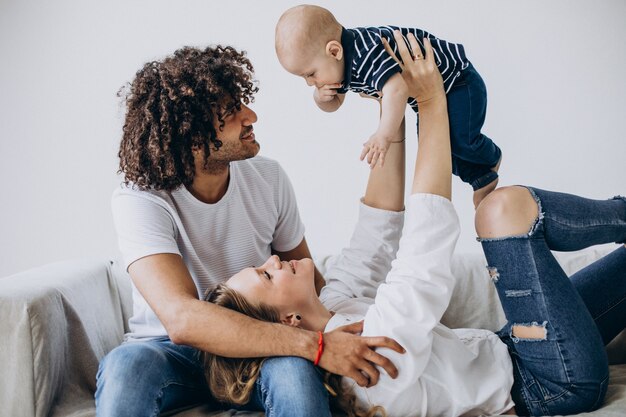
left=527, top=188, right=626, bottom=344
left=475, top=187, right=626, bottom=415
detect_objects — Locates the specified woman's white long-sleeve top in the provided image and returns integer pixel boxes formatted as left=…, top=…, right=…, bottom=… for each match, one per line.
left=320, top=194, right=515, bottom=417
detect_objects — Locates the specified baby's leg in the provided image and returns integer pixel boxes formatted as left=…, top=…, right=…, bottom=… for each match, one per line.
left=445, top=64, right=502, bottom=207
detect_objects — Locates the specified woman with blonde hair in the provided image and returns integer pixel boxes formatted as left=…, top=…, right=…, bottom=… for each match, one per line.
left=203, top=33, right=626, bottom=416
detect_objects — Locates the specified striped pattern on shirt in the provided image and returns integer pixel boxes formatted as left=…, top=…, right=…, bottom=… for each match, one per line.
left=339, top=26, right=469, bottom=112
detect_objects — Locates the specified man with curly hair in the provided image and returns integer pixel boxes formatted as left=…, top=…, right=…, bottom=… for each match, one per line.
left=95, top=45, right=403, bottom=416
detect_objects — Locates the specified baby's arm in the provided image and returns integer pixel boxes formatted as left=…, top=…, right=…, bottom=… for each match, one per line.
left=314, top=83, right=345, bottom=113
left=361, top=73, right=409, bottom=167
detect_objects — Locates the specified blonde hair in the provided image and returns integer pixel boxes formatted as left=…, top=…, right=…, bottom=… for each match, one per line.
left=275, top=4, right=342, bottom=61
left=202, top=283, right=386, bottom=417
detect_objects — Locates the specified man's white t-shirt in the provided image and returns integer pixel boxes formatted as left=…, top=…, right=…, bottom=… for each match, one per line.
left=112, top=156, right=305, bottom=340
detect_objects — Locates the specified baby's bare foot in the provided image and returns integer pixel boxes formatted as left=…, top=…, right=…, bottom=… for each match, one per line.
left=492, top=154, right=502, bottom=174
left=473, top=154, right=502, bottom=209
left=473, top=178, right=498, bottom=209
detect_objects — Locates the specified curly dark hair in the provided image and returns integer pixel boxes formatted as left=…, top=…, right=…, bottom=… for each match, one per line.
left=117, top=45, right=258, bottom=190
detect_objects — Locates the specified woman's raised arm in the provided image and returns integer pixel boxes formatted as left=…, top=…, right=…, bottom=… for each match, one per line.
left=383, top=32, right=452, bottom=200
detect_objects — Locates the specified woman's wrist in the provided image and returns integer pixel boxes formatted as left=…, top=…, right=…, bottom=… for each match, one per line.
left=417, top=90, right=446, bottom=105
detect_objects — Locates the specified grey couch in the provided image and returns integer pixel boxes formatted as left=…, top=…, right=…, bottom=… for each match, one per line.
left=1, top=246, right=625, bottom=417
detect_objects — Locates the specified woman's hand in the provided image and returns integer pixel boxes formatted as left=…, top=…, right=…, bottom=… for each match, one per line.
left=382, top=31, right=445, bottom=104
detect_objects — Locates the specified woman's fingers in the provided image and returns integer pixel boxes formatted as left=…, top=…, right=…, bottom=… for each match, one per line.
left=391, top=30, right=414, bottom=64
left=422, top=36, right=435, bottom=64
left=382, top=37, right=402, bottom=67
left=405, top=33, right=423, bottom=60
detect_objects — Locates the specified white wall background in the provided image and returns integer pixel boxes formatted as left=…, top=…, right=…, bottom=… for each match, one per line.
left=1, top=0, right=625, bottom=277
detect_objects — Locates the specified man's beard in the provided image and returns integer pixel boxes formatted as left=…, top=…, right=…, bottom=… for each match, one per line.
left=201, top=138, right=260, bottom=174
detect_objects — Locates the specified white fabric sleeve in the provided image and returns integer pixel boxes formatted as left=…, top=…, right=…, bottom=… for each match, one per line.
left=362, top=193, right=460, bottom=388
left=271, top=164, right=306, bottom=252
left=111, top=189, right=180, bottom=271
left=320, top=200, right=405, bottom=310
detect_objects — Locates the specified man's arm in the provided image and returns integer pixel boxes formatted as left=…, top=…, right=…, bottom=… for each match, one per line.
left=273, top=237, right=325, bottom=295
left=129, top=252, right=404, bottom=387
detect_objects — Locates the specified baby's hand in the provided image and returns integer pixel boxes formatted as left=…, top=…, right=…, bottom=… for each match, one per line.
left=314, top=83, right=342, bottom=103
left=360, top=133, right=392, bottom=168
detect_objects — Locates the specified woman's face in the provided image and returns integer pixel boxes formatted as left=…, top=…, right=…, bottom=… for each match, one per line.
left=226, top=255, right=317, bottom=317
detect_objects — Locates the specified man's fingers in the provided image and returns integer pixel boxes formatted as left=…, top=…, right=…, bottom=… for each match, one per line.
left=351, top=368, right=370, bottom=387
left=392, top=30, right=413, bottom=65
left=382, top=37, right=402, bottom=67
left=359, top=361, right=380, bottom=387
left=338, top=320, right=364, bottom=334
left=364, top=349, right=399, bottom=379
left=367, top=336, right=405, bottom=353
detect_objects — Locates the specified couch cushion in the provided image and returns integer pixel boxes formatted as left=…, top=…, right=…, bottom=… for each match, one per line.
left=0, top=259, right=126, bottom=417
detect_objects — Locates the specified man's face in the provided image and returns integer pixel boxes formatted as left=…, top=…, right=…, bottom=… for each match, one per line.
left=209, top=103, right=259, bottom=164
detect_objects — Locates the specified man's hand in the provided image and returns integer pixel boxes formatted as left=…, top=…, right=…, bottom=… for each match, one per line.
left=319, top=321, right=405, bottom=387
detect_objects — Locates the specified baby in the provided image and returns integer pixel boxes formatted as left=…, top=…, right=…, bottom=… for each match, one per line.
left=275, top=5, right=502, bottom=207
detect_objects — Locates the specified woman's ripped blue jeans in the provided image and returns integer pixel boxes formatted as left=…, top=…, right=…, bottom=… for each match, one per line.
left=479, top=187, right=626, bottom=416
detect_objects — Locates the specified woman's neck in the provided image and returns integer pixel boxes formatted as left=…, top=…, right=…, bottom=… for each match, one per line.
left=301, top=301, right=334, bottom=332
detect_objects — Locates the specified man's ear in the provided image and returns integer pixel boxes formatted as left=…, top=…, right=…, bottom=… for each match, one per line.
left=281, top=313, right=301, bottom=327
left=326, top=40, right=343, bottom=61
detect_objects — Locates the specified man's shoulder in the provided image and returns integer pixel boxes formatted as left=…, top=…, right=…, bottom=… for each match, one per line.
left=111, top=183, right=176, bottom=209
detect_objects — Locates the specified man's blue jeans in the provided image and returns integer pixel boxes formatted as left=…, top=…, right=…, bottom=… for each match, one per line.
left=95, top=337, right=331, bottom=417
left=480, top=187, right=626, bottom=416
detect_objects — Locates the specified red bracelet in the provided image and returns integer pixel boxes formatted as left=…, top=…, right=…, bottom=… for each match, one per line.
left=313, top=331, right=324, bottom=366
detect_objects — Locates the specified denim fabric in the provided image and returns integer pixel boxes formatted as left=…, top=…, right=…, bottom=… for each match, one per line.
left=419, top=62, right=501, bottom=190
left=242, top=357, right=332, bottom=417
left=96, top=339, right=331, bottom=416
left=95, top=338, right=211, bottom=417
left=480, top=187, right=626, bottom=416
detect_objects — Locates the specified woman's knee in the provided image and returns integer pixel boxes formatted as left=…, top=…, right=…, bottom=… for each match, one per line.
left=475, top=186, right=539, bottom=239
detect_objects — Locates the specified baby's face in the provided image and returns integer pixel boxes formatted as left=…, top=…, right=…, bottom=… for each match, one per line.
left=280, top=48, right=344, bottom=89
